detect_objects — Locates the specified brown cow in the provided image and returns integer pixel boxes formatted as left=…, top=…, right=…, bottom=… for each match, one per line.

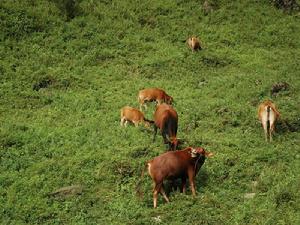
left=138, top=88, right=173, bottom=111
left=258, top=100, right=280, bottom=142
left=147, top=147, right=213, bottom=208
left=120, top=106, right=153, bottom=128
left=153, top=103, right=178, bottom=150
left=187, top=36, right=202, bottom=51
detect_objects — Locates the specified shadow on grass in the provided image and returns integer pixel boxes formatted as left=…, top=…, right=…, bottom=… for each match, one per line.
left=164, top=168, right=210, bottom=195
left=276, top=117, right=300, bottom=134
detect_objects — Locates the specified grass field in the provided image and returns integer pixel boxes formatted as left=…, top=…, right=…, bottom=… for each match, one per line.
left=1, top=0, right=300, bottom=224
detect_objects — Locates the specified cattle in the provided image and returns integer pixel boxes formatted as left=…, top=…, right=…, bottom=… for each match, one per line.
left=138, top=88, right=173, bottom=111
left=153, top=103, right=178, bottom=150
left=147, top=147, right=213, bottom=208
left=258, top=100, right=280, bottom=141
left=187, top=36, right=201, bottom=51
left=120, top=106, right=153, bottom=128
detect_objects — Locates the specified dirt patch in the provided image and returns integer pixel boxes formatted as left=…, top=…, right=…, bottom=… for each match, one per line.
left=33, top=76, right=55, bottom=91
left=271, top=82, right=289, bottom=96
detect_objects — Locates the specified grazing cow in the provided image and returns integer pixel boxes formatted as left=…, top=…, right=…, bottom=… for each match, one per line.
left=258, top=100, right=280, bottom=142
left=147, top=147, right=213, bottom=208
left=153, top=103, right=178, bottom=150
left=187, top=36, right=201, bottom=51
left=120, top=106, right=153, bottom=127
left=138, top=88, right=173, bottom=111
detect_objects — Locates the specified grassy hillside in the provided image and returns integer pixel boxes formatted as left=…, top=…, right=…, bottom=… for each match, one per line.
left=1, top=0, right=300, bottom=224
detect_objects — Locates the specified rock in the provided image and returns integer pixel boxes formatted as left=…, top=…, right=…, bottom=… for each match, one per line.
left=152, top=216, right=162, bottom=223
left=252, top=181, right=258, bottom=188
left=244, top=193, right=256, bottom=199
left=50, top=185, right=83, bottom=197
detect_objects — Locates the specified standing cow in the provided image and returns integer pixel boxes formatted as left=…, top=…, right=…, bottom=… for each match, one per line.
left=147, top=147, right=213, bottom=208
left=153, top=103, right=178, bottom=150
left=138, top=88, right=173, bottom=111
left=187, top=36, right=202, bottom=51
left=258, top=100, right=280, bottom=142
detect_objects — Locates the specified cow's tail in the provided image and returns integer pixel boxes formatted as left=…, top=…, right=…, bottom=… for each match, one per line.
left=267, top=105, right=271, bottom=131
left=136, top=162, right=148, bottom=199
left=267, top=105, right=271, bottom=114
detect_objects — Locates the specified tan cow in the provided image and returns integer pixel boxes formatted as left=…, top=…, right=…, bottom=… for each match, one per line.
left=187, top=36, right=201, bottom=51
left=258, top=100, right=280, bottom=141
left=120, top=106, right=153, bottom=127
left=138, top=88, right=173, bottom=111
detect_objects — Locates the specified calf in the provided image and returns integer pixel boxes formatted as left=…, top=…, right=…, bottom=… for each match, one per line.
left=138, top=88, right=173, bottom=111
left=187, top=36, right=201, bottom=51
left=120, top=106, right=153, bottom=128
left=258, top=100, right=280, bottom=142
left=147, top=147, right=213, bottom=208
left=153, top=103, right=178, bottom=150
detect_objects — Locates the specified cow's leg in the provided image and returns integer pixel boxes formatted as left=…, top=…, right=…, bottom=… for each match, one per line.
left=153, top=182, right=162, bottom=208
left=269, top=121, right=275, bottom=142
left=261, top=112, right=268, bottom=142
left=170, top=180, right=177, bottom=192
left=133, top=121, right=139, bottom=127
left=262, top=122, right=268, bottom=142
left=157, top=99, right=163, bottom=105
left=162, top=131, right=168, bottom=144
left=124, top=120, right=128, bottom=127
left=120, top=117, right=125, bottom=126
left=144, top=102, right=148, bottom=111
left=181, top=176, right=187, bottom=194
left=153, top=189, right=159, bottom=208
left=188, top=170, right=196, bottom=196
left=160, top=184, right=170, bottom=203
left=269, top=111, right=276, bottom=142
left=141, top=100, right=148, bottom=111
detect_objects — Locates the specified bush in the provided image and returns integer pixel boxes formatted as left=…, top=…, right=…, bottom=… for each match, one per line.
left=271, top=0, right=299, bottom=12
left=0, top=8, right=44, bottom=40
left=51, top=0, right=81, bottom=21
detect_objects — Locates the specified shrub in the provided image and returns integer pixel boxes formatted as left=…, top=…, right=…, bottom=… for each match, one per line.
left=0, top=8, right=44, bottom=40
left=50, top=0, right=81, bottom=21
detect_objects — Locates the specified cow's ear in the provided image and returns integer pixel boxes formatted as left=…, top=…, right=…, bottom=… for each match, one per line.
left=205, top=152, right=214, bottom=157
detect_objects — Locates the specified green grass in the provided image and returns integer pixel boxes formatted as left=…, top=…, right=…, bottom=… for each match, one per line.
left=1, top=0, right=300, bottom=224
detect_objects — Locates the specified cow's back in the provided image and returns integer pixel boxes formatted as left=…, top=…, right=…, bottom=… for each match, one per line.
left=258, top=100, right=279, bottom=122
left=139, top=88, right=164, bottom=99
left=155, top=104, right=177, bottom=127
left=148, top=151, right=189, bottom=181
left=122, top=106, right=143, bottom=120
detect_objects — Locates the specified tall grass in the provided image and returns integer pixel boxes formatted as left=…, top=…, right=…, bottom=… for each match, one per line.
left=0, top=0, right=299, bottom=224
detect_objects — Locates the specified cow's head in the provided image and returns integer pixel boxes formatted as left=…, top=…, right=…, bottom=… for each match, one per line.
left=168, top=137, right=178, bottom=151
left=166, top=95, right=173, bottom=105
left=144, top=119, right=154, bottom=128
left=191, top=147, right=213, bottom=158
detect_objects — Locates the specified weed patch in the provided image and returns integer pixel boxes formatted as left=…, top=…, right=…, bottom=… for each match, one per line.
left=200, top=54, right=233, bottom=67
left=275, top=191, right=295, bottom=207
